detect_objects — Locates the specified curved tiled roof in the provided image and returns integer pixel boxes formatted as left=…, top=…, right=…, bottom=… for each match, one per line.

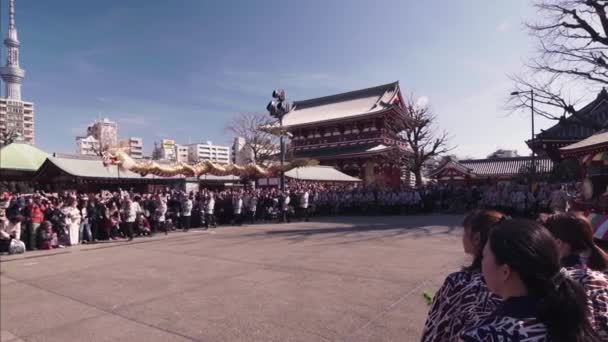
left=560, top=130, right=608, bottom=156
left=281, top=81, right=404, bottom=127
left=0, top=143, right=48, bottom=171
left=536, top=88, right=608, bottom=140
left=460, top=157, right=554, bottom=176
left=432, top=156, right=554, bottom=179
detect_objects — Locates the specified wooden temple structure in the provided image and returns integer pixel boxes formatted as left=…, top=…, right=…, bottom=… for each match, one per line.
left=430, top=156, right=555, bottom=185
left=281, top=81, right=411, bottom=188
left=561, top=130, right=608, bottom=178
left=560, top=130, right=608, bottom=243
left=529, top=88, right=608, bottom=161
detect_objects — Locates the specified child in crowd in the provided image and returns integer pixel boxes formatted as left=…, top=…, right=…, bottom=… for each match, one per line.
left=38, top=221, right=58, bottom=250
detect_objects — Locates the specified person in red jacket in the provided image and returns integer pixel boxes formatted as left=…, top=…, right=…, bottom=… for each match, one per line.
left=26, top=195, right=47, bottom=251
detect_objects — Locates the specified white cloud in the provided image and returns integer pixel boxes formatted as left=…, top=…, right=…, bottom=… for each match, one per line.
left=69, top=125, right=86, bottom=136
left=497, top=20, right=511, bottom=32
left=415, top=96, right=429, bottom=108
left=118, top=115, right=149, bottom=126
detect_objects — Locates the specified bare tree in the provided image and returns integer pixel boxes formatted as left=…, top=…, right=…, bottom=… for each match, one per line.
left=401, top=96, right=454, bottom=186
left=509, top=0, right=608, bottom=129
left=0, top=129, right=23, bottom=147
left=225, top=113, right=279, bottom=164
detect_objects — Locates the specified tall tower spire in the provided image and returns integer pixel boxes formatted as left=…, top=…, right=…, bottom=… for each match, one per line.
left=1, top=0, right=25, bottom=100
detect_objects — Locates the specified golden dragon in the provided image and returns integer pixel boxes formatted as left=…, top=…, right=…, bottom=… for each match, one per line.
left=102, top=148, right=318, bottom=178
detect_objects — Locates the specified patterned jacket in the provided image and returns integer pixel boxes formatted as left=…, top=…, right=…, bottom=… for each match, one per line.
left=422, top=270, right=501, bottom=341
left=460, top=296, right=549, bottom=341
left=562, top=254, right=608, bottom=339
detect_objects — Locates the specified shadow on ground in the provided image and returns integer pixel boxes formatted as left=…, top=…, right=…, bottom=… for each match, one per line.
left=237, top=215, right=462, bottom=245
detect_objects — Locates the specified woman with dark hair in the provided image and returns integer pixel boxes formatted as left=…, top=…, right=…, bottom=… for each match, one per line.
left=462, top=219, right=599, bottom=342
left=544, top=213, right=608, bottom=339
left=421, top=210, right=503, bottom=341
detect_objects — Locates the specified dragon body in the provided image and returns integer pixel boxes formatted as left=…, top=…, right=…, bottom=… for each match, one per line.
left=102, top=149, right=318, bottom=178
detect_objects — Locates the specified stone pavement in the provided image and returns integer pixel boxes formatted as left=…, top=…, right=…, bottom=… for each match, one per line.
left=0, top=215, right=464, bottom=342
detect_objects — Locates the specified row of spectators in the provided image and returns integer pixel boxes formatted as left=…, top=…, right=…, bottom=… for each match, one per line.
left=0, top=181, right=577, bottom=254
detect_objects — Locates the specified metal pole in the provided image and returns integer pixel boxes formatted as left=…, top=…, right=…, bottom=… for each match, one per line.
left=530, top=89, right=535, bottom=190
left=531, top=89, right=535, bottom=149
left=280, top=116, right=285, bottom=191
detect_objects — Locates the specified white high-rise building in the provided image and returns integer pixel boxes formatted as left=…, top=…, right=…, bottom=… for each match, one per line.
left=155, top=139, right=177, bottom=161
left=188, top=142, right=230, bottom=164
left=76, top=135, right=100, bottom=156
left=75, top=118, right=119, bottom=156
left=0, top=0, right=35, bottom=145
left=231, top=136, right=278, bottom=165
left=120, top=136, right=143, bottom=159
left=232, top=137, right=250, bottom=165
left=87, top=118, right=117, bottom=150
left=176, top=144, right=189, bottom=162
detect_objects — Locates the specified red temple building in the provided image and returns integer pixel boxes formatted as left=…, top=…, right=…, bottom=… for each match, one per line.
left=280, top=81, right=411, bottom=188
left=529, top=88, right=608, bottom=161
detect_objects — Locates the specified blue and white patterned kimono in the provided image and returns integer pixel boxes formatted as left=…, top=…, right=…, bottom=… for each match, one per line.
left=422, top=270, right=501, bottom=341
left=460, top=296, right=549, bottom=341
left=562, top=254, right=608, bottom=340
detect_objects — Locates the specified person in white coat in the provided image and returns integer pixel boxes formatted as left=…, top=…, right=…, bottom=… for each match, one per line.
left=232, top=193, right=243, bottom=226
left=155, top=194, right=168, bottom=235
left=281, top=190, right=291, bottom=223
left=247, top=192, right=258, bottom=224
left=205, top=193, right=216, bottom=229
left=181, top=195, right=193, bottom=232
left=63, top=197, right=81, bottom=246
left=298, top=188, right=310, bottom=222
left=121, top=195, right=138, bottom=241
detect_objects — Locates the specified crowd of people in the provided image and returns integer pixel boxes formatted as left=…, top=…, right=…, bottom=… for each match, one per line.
left=1, top=180, right=607, bottom=340
left=422, top=210, right=608, bottom=341
left=0, top=181, right=583, bottom=254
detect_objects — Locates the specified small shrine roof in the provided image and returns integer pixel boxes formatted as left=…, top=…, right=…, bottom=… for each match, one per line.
left=560, top=130, right=608, bottom=156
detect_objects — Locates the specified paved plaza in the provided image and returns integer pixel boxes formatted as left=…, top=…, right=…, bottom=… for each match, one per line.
left=1, top=215, right=464, bottom=342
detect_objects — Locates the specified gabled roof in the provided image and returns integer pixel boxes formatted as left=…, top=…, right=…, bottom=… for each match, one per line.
left=461, top=157, right=554, bottom=176
left=285, top=166, right=361, bottom=182
left=431, top=156, right=554, bottom=179
left=34, top=157, right=241, bottom=182
left=428, top=158, right=472, bottom=178
left=537, top=88, right=608, bottom=140
left=0, top=143, right=48, bottom=171
left=281, top=81, right=405, bottom=128
left=36, top=156, right=157, bottom=179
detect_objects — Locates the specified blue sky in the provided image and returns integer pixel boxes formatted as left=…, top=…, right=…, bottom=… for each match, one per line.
left=2, top=0, right=566, bottom=157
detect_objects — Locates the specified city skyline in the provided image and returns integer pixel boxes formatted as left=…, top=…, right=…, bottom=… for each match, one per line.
left=0, top=0, right=591, bottom=157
